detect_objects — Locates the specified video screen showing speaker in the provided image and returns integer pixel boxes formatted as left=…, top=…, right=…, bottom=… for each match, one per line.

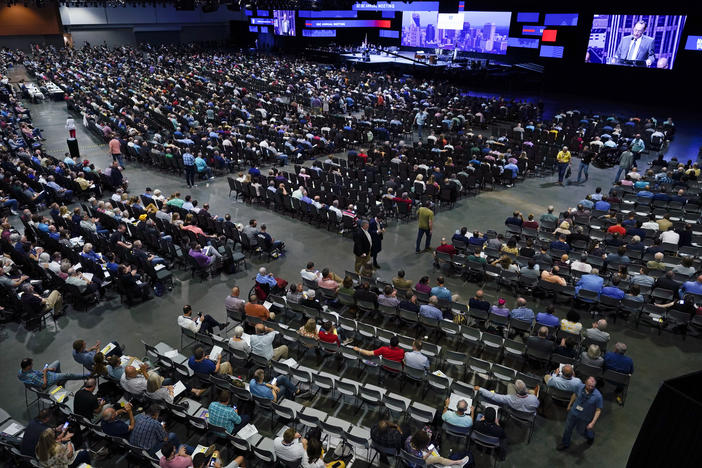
left=585, top=14, right=687, bottom=69
left=402, top=10, right=511, bottom=54
left=273, top=10, right=296, bottom=36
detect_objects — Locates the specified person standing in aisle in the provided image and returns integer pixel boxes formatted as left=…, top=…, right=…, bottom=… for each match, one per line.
left=65, top=117, right=76, bottom=138
left=183, top=149, right=196, bottom=188
left=556, top=145, right=571, bottom=186
left=416, top=202, right=434, bottom=253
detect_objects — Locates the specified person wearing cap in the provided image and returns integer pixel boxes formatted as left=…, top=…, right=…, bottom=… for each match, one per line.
left=489, top=298, right=510, bottom=317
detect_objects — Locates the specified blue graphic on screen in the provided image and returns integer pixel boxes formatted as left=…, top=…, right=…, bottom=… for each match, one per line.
left=256, top=10, right=269, bottom=17
left=540, top=45, right=564, bottom=58
left=401, top=11, right=511, bottom=54
left=379, top=29, right=400, bottom=39
left=298, top=10, right=357, bottom=18
left=260, top=26, right=269, bottom=33
left=544, top=13, right=579, bottom=26
left=586, top=14, right=687, bottom=69
left=522, top=25, right=546, bottom=36
left=251, top=18, right=274, bottom=26
left=273, top=10, right=296, bottom=36
left=684, top=35, right=702, bottom=51
left=507, top=37, right=539, bottom=49
left=249, top=26, right=258, bottom=33
left=302, top=29, right=337, bottom=37
left=517, top=12, right=539, bottom=23
left=382, top=11, right=395, bottom=19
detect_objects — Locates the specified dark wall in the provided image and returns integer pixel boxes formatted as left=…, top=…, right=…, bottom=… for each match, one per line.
left=0, top=34, right=63, bottom=51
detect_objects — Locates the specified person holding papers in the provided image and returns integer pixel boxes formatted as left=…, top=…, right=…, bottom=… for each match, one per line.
left=188, top=346, right=233, bottom=377
left=442, top=398, right=473, bottom=428
left=250, top=368, right=300, bottom=402
left=146, top=373, right=206, bottom=403
left=178, top=304, right=226, bottom=335
left=474, top=380, right=540, bottom=414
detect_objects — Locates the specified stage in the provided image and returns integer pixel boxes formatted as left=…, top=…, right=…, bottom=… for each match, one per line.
left=338, top=50, right=476, bottom=69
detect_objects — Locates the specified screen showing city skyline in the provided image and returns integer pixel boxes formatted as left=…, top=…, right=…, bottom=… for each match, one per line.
left=401, top=10, right=512, bottom=54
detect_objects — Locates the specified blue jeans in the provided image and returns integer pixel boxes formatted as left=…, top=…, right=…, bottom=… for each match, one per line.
left=417, top=124, right=424, bottom=139
left=557, top=162, right=569, bottom=183
left=614, top=166, right=626, bottom=182
left=276, top=375, right=297, bottom=400
left=46, top=359, right=87, bottom=386
left=68, top=450, right=91, bottom=468
left=198, top=167, right=213, bottom=179
left=2, top=199, right=19, bottom=211
left=112, top=153, right=125, bottom=167
left=416, top=228, right=432, bottom=252
left=576, top=162, right=589, bottom=182
left=561, top=412, right=594, bottom=447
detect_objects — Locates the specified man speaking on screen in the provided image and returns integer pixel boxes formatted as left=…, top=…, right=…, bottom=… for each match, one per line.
left=614, top=20, right=655, bottom=67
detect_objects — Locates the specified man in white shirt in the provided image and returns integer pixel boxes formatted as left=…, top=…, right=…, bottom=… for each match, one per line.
left=641, top=215, right=660, bottom=231
left=570, top=255, right=593, bottom=274
left=177, top=304, right=225, bottom=335
left=300, top=262, right=321, bottom=282
left=660, top=229, right=680, bottom=245
left=328, top=200, right=343, bottom=220
left=273, top=427, right=307, bottom=463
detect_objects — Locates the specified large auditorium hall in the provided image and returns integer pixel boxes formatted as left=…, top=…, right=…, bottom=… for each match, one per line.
left=0, top=1, right=700, bottom=467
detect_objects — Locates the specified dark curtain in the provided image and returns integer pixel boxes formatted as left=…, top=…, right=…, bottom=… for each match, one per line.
left=627, top=371, right=702, bottom=468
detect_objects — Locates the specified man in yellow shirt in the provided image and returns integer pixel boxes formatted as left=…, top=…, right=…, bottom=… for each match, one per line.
left=416, top=202, right=434, bottom=253
left=556, top=146, right=572, bottom=186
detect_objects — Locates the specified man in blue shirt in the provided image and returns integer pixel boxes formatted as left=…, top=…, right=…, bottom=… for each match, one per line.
left=187, top=346, right=232, bottom=377
left=510, top=297, right=534, bottom=323
left=545, top=364, right=583, bottom=392
left=594, top=199, right=610, bottom=212
left=249, top=368, right=297, bottom=401
left=430, top=276, right=453, bottom=301
left=557, top=377, right=603, bottom=450
left=419, top=296, right=444, bottom=320
left=536, top=304, right=560, bottom=328
left=17, top=358, right=84, bottom=389
left=72, top=339, right=101, bottom=370
left=679, top=275, right=702, bottom=298
left=550, top=235, right=571, bottom=253
left=604, top=342, right=634, bottom=405
left=575, top=270, right=604, bottom=301
left=441, top=398, right=473, bottom=428
left=183, top=151, right=196, bottom=188
left=601, top=276, right=626, bottom=300
left=208, top=390, right=249, bottom=434
left=194, top=153, right=214, bottom=180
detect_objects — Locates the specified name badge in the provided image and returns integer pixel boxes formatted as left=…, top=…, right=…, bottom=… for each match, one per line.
left=575, top=405, right=584, bottom=412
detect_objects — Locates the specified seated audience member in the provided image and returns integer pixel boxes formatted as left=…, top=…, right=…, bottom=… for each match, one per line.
left=472, top=407, right=506, bottom=456
left=475, top=379, right=540, bottom=414
left=274, top=427, right=307, bottom=463
left=71, top=339, right=101, bottom=371
left=178, top=304, right=226, bottom=335
left=192, top=452, right=245, bottom=468
left=378, top=285, right=400, bottom=307
left=250, top=323, right=288, bottom=361
left=560, top=310, right=583, bottom=334
left=536, top=305, right=560, bottom=328
left=580, top=344, right=604, bottom=368
left=489, top=298, right=510, bottom=317
left=392, top=270, right=413, bottom=290
left=130, top=404, right=179, bottom=455
left=544, top=364, right=583, bottom=392
left=541, top=266, right=567, bottom=286
left=583, top=319, right=610, bottom=344
left=228, top=326, right=251, bottom=355
left=73, top=378, right=106, bottom=422
left=399, top=290, right=420, bottom=312
left=441, top=397, right=473, bottom=428
left=604, top=342, right=634, bottom=405
left=35, top=427, right=91, bottom=468
left=245, top=294, right=275, bottom=321
left=510, top=297, right=535, bottom=323
left=19, top=409, right=58, bottom=457
left=120, top=363, right=152, bottom=396
left=419, top=296, right=444, bottom=320
left=469, top=290, right=491, bottom=314
left=414, top=276, right=432, bottom=294
left=354, top=335, right=405, bottom=370
left=20, top=283, right=64, bottom=316
left=403, top=340, right=430, bottom=372
left=403, top=429, right=469, bottom=466
left=527, top=326, right=555, bottom=354
left=371, top=419, right=405, bottom=451
left=208, top=389, right=250, bottom=435
left=18, top=357, right=84, bottom=389
left=249, top=368, right=298, bottom=401
left=188, top=346, right=232, bottom=376
left=101, top=403, right=135, bottom=438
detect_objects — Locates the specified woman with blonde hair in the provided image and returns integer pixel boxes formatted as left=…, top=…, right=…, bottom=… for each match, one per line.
left=580, top=344, right=604, bottom=367
left=146, top=373, right=175, bottom=403
left=36, top=428, right=91, bottom=468
left=298, top=318, right=318, bottom=339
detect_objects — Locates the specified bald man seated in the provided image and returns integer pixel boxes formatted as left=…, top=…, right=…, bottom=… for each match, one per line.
left=101, top=402, right=135, bottom=438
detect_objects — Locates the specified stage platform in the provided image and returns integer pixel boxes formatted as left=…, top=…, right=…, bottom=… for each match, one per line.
left=340, top=50, right=455, bottom=68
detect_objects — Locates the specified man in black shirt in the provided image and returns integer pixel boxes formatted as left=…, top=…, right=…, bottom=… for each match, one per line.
left=19, top=408, right=53, bottom=456
left=399, top=291, right=420, bottom=313
left=473, top=407, right=506, bottom=458
left=73, top=378, right=105, bottom=422
left=576, top=145, right=593, bottom=183
left=110, top=224, right=132, bottom=249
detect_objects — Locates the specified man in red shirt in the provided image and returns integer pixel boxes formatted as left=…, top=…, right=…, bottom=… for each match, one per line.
left=435, top=237, right=458, bottom=256
left=606, top=216, right=627, bottom=236
left=353, top=335, right=405, bottom=372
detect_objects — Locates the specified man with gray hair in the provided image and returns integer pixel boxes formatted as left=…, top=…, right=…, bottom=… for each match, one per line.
left=228, top=325, right=251, bottom=355
left=442, top=396, right=473, bottom=428
left=583, top=319, right=610, bottom=343
left=544, top=364, right=583, bottom=393
left=475, top=379, right=540, bottom=414
left=102, top=402, right=135, bottom=438
left=604, top=342, right=634, bottom=405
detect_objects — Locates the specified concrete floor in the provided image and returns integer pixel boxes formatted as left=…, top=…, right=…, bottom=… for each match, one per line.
left=2, top=78, right=701, bottom=468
